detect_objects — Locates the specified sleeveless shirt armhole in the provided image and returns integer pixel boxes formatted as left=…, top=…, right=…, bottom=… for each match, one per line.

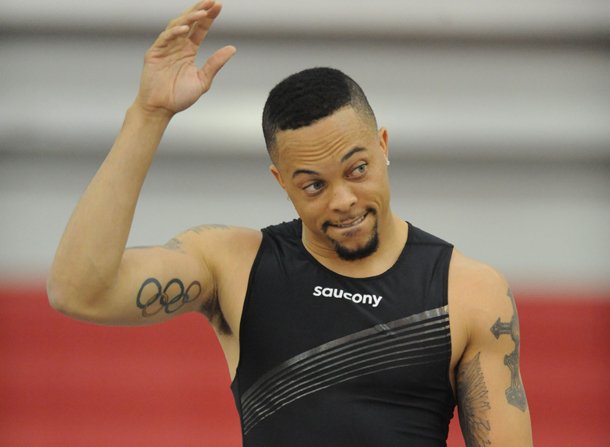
left=232, top=230, right=269, bottom=385
left=406, top=222, right=454, bottom=308
left=439, top=244, right=456, bottom=416
left=442, top=246, right=454, bottom=308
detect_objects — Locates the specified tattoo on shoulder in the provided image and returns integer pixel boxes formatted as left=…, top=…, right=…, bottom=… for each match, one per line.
left=125, top=245, right=155, bottom=251
left=490, top=288, right=528, bottom=411
left=126, top=225, right=230, bottom=252
left=125, top=238, right=184, bottom=252
left=135, top=277, right=202, bottom=317
left=163, top=238, right=183, bottom=251
left=457, top=352, right=492, bottom=447
left=189, top=224, right=231, bottom=234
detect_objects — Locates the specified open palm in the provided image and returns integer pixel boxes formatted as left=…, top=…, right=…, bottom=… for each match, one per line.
left=136, top=1, right=236, bottom=116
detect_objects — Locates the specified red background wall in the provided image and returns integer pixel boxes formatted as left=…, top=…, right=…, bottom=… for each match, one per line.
left=1, top=283, right=608, bottom=446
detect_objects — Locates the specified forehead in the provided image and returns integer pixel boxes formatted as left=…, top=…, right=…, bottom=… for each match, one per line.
left=274, top=107, right=376, bottom=167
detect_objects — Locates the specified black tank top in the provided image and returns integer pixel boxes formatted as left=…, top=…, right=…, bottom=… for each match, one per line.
left=231, top=219, right=455, bottom=446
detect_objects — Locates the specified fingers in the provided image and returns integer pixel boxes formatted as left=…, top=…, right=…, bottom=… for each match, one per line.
left=198, top=45, right=237, bottom=91
left=153, top=1, right=222, bottom=50
left=187, top=2, right=224, bottom=46
left=153, top=25, right=191, bottom=49
left=167, top=1, right=212, bottom=29
left=166, top=0, right=222, bottom=40
left=171, top=8, right=209, bottom=30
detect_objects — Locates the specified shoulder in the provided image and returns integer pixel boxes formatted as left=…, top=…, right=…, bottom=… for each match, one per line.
left=178, top=224, right=263, bottom=269
left=449, top=249, right=508, bottom=303
left=177, top=224, right=263, bottom=333
left=448, top=249, right=515, bottom=349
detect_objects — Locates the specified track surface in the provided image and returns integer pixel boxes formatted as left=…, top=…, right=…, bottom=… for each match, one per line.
left=1, top=285, right=608, bottom=446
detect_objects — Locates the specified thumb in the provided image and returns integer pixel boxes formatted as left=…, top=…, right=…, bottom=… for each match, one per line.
left=199, top=45, right=237, bottom=91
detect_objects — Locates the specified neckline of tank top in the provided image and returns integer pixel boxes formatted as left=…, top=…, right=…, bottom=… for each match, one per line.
left=293, top=220, right=413, bottom=282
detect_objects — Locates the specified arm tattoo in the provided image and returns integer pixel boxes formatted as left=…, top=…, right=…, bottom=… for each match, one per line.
left=490, top=288, right=528, bottom=411
left=136, top=277, right=201, bottom=317
left=189, top=224, right=231, bottom=234
left=163, top=237, right=183, bottom=251
left=457, top=352, right=492, bottom=447
left=126, top=238, right=184, bottom=252
left=126, top=224, right=230, bottom=251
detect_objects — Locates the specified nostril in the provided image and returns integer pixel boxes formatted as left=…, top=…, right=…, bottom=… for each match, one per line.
left=329, top=185, right=357, bottom=211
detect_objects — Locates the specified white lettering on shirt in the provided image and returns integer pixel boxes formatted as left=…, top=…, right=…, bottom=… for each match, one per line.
left=312, top=286, right=383, bottom=308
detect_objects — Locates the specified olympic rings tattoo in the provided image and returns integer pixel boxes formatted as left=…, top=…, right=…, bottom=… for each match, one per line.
left=136, top=277, right=202, bottom=317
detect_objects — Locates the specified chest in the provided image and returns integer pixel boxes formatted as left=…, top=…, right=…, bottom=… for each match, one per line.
left=241, top=260, right=453, bottom=387
left=235, top=274, right=455, bottom=441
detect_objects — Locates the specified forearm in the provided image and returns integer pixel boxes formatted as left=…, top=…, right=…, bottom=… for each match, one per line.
left=48, top=105, right=171, bottom=309
left=48, top=0, right=234, bottom=316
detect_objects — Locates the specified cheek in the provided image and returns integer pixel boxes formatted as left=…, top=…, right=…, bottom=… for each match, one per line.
left=366, top=169, right=390, bottom=197
left=354, top=178, right=382, bottom=199
left=289, top=193, right=326, bottom=223
left=302, top=199, right=327, bottom=224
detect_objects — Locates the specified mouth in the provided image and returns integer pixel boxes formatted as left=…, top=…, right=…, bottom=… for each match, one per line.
left=326, top=212, right=369, bottom=230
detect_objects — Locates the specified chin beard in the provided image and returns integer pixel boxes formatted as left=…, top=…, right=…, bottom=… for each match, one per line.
left=331, top=219, right=379, bottom=261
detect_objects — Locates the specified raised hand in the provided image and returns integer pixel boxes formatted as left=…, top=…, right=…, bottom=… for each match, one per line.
left=135, top=1, right=236, bottom=117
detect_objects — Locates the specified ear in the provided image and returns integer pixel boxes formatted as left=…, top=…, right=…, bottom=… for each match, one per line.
left=269, top=164, right=286, bottom=190
left=378, top=127, right=389, bottom=160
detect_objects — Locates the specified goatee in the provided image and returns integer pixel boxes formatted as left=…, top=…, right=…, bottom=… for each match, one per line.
left=328, top=214, right=379, bottom=261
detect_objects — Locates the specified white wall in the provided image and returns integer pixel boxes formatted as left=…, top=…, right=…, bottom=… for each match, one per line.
left=2, top=154, right=608, bottom=291
left=1, top=0, right=608, bottom=292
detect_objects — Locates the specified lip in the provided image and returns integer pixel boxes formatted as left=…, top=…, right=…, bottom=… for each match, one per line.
left=329, top=212, right=368, bottom=229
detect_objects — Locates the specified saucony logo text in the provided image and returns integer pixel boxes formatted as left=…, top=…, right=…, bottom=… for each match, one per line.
left=313, top=286, right=383, bottom=308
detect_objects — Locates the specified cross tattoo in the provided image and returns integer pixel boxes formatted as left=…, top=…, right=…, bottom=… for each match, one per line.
left=490, top=289, right=527, bottom=411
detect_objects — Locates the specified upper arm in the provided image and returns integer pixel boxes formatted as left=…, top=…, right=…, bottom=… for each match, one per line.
left=453, top=261, right=533, bottom=446
left=58, top=225, right=260, bottom=328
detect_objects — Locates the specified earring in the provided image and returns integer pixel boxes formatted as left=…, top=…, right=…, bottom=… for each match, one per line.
left=385, top=158, right=390, bottom=166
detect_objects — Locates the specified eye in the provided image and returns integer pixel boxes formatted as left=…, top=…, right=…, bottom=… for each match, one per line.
left=349, top=163, right=368, bottom=179
left=303, top=180, right=325, bottom=195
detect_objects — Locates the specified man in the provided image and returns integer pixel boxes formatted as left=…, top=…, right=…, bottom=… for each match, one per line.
left=48, top=1, right=534, bottom=446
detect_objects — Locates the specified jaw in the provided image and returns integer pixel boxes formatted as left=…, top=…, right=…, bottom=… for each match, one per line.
left=320, top=210, right=380, bottom=261
left=329, top=222, right=379, bottom=261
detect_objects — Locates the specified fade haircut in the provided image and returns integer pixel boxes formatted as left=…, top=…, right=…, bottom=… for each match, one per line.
left=262, top=67, right=377, bottom=162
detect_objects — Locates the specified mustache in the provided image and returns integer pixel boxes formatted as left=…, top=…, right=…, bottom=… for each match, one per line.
left=322, top=208, right=376, bottom=232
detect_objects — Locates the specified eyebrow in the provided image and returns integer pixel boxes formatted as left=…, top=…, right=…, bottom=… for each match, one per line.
left=292, top=168, right=320, bottom=179
left=291, top=147, right=368, bottom=179
left=340, top=146, right=367, bottom=163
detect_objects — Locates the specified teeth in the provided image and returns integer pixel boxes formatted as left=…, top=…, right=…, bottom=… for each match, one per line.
left=335, top=214, right=366, bottom=228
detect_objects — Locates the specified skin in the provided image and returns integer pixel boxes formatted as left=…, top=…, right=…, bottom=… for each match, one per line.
left=47, top=2, right=533, bottom=445
left=270, top=106, right=408, bottom=278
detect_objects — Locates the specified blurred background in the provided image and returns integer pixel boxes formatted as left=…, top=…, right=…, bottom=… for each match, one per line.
left=1, top=0, right=609, bottom=446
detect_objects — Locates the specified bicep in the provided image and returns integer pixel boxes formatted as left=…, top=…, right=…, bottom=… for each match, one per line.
left=80, top=237, right=215, bottom=326
left=456, top=288, right=533, bottom=447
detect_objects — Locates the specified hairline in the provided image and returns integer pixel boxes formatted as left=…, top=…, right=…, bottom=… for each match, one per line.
left=267, top=104, right=378, bottom=165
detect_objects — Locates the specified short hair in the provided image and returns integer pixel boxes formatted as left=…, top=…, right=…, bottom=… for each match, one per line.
left=262, top=67, right=377, bottom=162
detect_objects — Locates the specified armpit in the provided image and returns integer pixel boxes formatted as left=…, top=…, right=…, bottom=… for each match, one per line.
left=200, top=287, right=232, bottom=335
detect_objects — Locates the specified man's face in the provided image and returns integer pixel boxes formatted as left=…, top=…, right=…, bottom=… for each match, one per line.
left=270, top=107, right=390, bottom=261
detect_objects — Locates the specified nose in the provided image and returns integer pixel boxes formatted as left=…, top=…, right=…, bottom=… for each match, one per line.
left=329, top=182, right=357, bottom=213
